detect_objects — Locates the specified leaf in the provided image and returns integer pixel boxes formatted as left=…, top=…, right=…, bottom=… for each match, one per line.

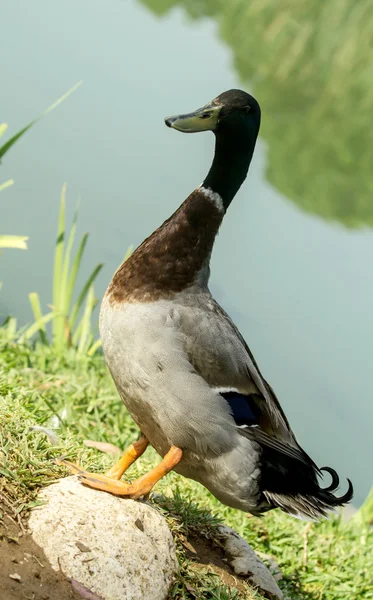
left=71, top=580, right=105, bottom=600
left=77, top=286, right=97, bottom=353
left=5, top=317, right=17, bottom=340
left=19, top=311, right=56, bottom=342
left=123, top=245, right=133, bottom=261
left=28, top=292, right=48, bottom=344
left=83, top=440, right=122, bottom=456
left=60, top=203, right=78, bottom=322
left=0, top=179, right=14, bottom=192
left=0, top=82, right=82, bottom=161
left=0, top=235, right=28, bottom=249
left=69, top=263, right=103, bottom=330
left=0, top=123, right=8, bottom=138
left=18, top=184, right=106, bottom=354
left=52, top=184, right=66, bottom=346
left=65, top=220, right=86, bottom=314
left=87, top=338, right=102, bottom=356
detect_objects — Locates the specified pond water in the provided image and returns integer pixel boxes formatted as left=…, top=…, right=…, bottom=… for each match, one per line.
left=1, top=0, right=372, bottom=506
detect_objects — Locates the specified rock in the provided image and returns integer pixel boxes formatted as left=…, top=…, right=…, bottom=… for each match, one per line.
left=217, top=525, right=283, bottom=599
left=256, top=551, right=283, bottom=582
left=29, top=476, right=178, bottom=600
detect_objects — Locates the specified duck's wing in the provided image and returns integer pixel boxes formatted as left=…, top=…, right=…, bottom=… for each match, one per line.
left=174, top=296, right=352, bottom=517
left=177, top=296, right=302, bottom=448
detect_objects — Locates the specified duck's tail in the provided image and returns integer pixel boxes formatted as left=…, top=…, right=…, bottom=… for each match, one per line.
left=260, top=443, right=353, bottom=520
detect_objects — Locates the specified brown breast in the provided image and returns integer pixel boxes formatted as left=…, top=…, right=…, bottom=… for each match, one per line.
left=106, top=189, right=224, bottom=304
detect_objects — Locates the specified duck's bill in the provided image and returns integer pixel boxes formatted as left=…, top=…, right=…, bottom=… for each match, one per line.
left=164, top=103, right=221, bottom=133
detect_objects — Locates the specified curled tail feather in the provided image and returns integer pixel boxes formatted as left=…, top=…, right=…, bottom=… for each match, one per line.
left=233, top=402, right=353, bottom=520
left=261, top=448, right=353, bottom=520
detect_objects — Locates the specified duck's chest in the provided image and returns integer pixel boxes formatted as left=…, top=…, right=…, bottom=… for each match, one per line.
left=99, top=297, right=179, bottom=453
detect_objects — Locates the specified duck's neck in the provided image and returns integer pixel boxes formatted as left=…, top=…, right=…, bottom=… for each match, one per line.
left=106, top=116, right=259, bottom=305
left=203, top=116, right=259, bottom=210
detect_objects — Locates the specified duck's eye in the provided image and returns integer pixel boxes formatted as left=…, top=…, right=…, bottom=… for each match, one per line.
left=200, top=112, right=211, bottom=119
left=244, top=106, right=251, bottom=113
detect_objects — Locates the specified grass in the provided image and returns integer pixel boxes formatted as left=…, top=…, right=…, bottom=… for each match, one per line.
left=0, top=332, right=372, bottom=599
left=50, top=184, right=103, bottom=353
left=2, top=185, right=104, bottom=355
left=33, top=183, right=103, bottom=354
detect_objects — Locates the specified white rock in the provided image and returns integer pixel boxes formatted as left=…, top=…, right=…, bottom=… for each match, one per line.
left=29, top=476, right=178, bottom=600
left=218, top=525, right=283, bottom=599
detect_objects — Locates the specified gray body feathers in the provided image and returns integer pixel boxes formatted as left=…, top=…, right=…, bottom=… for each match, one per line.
left=100, top=286, right=353, bottom=518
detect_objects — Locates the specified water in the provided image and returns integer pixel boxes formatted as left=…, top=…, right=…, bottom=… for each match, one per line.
left=1, top=0, right=372, bottom=506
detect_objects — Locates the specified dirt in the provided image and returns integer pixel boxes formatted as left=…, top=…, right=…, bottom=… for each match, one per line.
left=182, top=532, right=250, bottom=596
left=0, top=504, right=82, bottom=600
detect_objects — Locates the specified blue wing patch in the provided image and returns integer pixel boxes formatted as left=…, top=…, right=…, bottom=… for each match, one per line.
left=221, top=391, right=260, bottom=426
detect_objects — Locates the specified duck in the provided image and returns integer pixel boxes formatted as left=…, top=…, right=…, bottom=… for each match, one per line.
left=62, top=89, right=353, bottom=520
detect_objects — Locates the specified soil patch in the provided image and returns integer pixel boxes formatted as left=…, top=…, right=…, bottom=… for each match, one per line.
left=0, top=502, right=82, bottom=600
left=182, top=532, right=250, bottom=596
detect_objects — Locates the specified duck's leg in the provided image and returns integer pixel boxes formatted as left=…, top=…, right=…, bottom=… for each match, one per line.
left=56, top=435, right=148, bottom=479
left=59, top=445, right=183, bottom=499
left=105, top=435, right=149, bottom=479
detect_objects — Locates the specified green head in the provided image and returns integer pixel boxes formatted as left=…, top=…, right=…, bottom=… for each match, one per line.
left=165, top=89, right=261, bottom=135
left=165, top=89, right=261, bottom=208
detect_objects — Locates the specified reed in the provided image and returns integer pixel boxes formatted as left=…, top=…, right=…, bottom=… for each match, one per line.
left=22, top=185, right=103, bottom=355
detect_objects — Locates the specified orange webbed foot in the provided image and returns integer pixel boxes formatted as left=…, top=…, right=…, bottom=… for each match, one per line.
left=55, top=443, right=182, bottom=499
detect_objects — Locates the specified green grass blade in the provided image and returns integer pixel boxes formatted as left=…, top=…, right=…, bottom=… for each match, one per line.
left=87, top=338, right=102, bottom=356
left=123, top=245, right=133, bottom=261
left=60, top=204, right=78, bottom=320
left=0, top=179, right=14, bottom=192
left=65, top=232, right=88, bottom=314
left=0, top=82, right=82, bottom=160
left=52, top=184, right=66, bottom=346
left=16, top=182, right=105, bottom=355
left=73, top=290, right=98, bottom=352
left=19, top=312, right=56, bottom=343
left=0, top=235, right=28, bottom=249
left=71, top=299, right=98, bottom=349
left=71, top=318, right=83, bottom=347
left=41, top=81, right=82, bottom=116
left=37, top=393, right=67, bottom=427
left=0, top=123, right=8, bottom=138
left=86, top=333, right=94, bottom=351
left=28, top=293, right=48, bottom=345
left=0, top=123, right=38, bottom=160
left=69, top=263, right=103, bottom=331
left=5, top=317, right=17, bottom=340
left=77, top=286, right=97, bottom=354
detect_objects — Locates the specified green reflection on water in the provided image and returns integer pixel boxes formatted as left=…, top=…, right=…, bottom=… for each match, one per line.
left=141, top=0, right=373, bottom=228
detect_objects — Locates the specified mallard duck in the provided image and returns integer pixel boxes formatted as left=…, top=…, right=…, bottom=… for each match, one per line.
left=63, top=89, right=353, bottom=519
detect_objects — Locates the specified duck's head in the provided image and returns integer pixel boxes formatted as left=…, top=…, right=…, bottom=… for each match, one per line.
left=165, top=90, right=261, bottom=208
left=164, top=89, right=260, bottom=137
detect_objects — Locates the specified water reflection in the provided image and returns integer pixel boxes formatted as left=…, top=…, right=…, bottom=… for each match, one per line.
left=141, top=0, right=373, bottom=228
